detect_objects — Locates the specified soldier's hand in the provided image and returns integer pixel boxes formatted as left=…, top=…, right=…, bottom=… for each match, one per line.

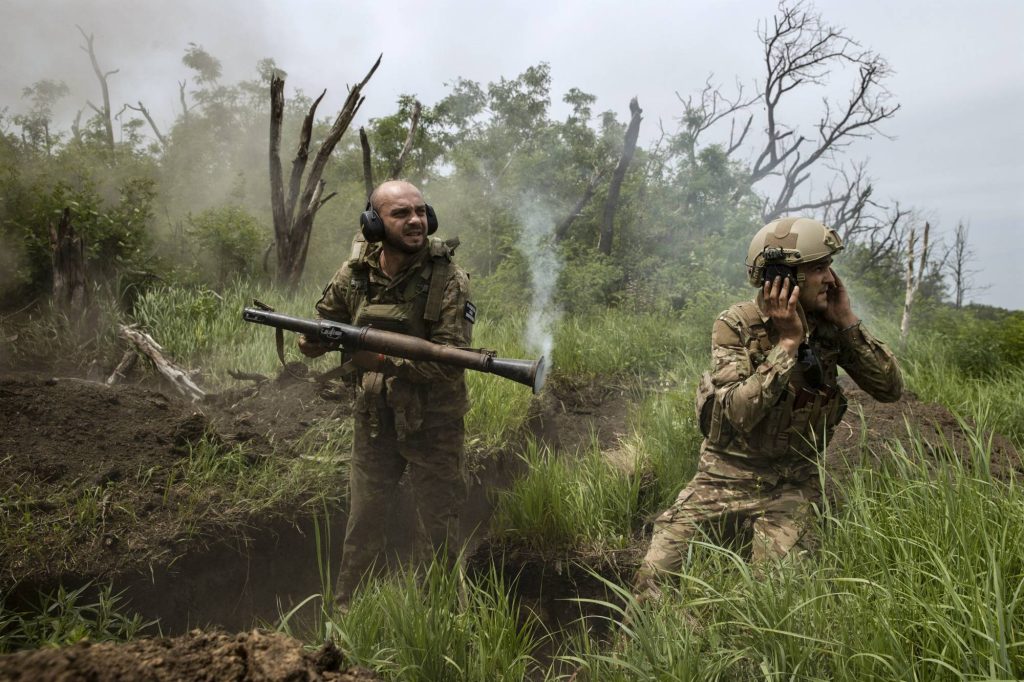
left=824, top=268, right=858, bottom=328
left=764, top=275, right=803, bottom=356
left=297, top=334, right=334, bottom=358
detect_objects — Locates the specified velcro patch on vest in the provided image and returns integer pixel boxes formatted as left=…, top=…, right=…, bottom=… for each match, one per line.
left=464, top=301, right=477, bottom=324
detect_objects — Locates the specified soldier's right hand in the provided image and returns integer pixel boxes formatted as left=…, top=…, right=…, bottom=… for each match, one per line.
left=763, top=276, right=803, bottom=356
left=298, top=333, right=333, bottom=358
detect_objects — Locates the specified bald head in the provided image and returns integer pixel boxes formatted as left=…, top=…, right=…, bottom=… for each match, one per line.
left=369, top=180, right=422, bottom=212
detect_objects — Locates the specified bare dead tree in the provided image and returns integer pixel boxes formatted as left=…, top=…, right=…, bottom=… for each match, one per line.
left=269, top=56, right=381, bottom=289
left=49, top=207, right=89, bottom=313
left=748, top=3, right=899, bottom=222
left=77, top=26, right=117, bottom=153
left=125, top=101, right=166, bottom=147
left=946, top=221, right=984, bottom=308
left=599, top=97, right=643, bottom=255
left=900, top=220, right=930, bottom=342
left=675, top=77, right=757, bottom=164
left=388, top=99, right=422, bottom=180
left=359, top=127, right=375, bottom=200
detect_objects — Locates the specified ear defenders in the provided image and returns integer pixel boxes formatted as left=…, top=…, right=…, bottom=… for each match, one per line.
left=360, top=202, right=439, bottom=242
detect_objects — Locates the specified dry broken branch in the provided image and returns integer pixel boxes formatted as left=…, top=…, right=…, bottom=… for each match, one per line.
left=359, top=127, right=375, bottom=200
left=118, top=325, right=206, bottom=401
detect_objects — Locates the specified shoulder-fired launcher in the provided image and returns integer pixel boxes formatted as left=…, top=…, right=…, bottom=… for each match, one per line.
left=242, top=307, right=546, bottom=394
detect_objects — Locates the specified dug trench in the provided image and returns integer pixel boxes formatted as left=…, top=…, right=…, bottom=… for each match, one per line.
left=2, top=366, right=1020, bottom=675
left=0, top=369, right=634, bottom=638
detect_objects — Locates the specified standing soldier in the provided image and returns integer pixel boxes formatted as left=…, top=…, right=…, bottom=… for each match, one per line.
left=635, top=217, right=903, bottom=594
left=299, top=180, right=475, bottom=608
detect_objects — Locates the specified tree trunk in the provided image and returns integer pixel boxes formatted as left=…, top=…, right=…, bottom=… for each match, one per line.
left=77, top=27, right=117, bottom=154
left=49, top=207, right=89, bottom=313
left=599, top=97, right=642, bottom=255
left=388, top=100, right=422, bottom=180
left=899, top=221, right=929, bottom=342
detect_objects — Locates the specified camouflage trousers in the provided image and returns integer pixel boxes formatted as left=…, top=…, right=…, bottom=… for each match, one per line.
left=636, top=450, right=820, bottom=588
left=335, top=410, right=466, bottom=604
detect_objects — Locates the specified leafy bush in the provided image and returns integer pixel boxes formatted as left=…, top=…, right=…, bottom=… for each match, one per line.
left=185, top=205, right=268, bottom=287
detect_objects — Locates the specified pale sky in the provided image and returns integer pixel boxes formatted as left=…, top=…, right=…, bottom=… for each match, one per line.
left=3, top=0, right=1022, bottom=310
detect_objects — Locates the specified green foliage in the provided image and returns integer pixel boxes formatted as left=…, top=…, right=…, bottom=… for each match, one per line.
left=184, top=205, right=268, bottom=286
left=0, top=584, right=154, bottom=653
left=913, top=304, right=1024, bottom=376
left=128, top=280, right=339, bottom=384
left=325, top=560, right=540, bottom=681
left=490, top=438, right=643, bottom=555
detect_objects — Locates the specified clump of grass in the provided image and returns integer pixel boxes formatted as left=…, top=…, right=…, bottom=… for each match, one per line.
left=489, top=439, right=643, bottom=556
left=622, top=379, right=705, bottom=517
left=465, top=316, right=534, bottom=451
left=130, top=279, right=336, bottom=385
left=551, top=310, right=702, bottom=379
left=0, top=583, right=155, bottom=653
left=282, top=557, right=542, bottom=682
left=170, top=434, right=349, bottom=528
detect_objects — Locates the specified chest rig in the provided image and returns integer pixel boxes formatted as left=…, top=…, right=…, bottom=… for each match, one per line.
left=346, top=235, right=457, bottom=338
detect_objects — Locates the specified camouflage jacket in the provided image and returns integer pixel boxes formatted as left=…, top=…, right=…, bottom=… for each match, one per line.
left=701, top=295, right=902, bottom=478
left=315, top=237, right=474, bottom=429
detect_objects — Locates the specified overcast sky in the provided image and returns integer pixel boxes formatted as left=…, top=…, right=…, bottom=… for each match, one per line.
left=3, top=0, right=1022, bottom=310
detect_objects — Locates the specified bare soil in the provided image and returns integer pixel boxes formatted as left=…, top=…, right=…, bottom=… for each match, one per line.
left=0, top=629, right=380, bottom=682
left=1, top=365, right=1019, bottom=680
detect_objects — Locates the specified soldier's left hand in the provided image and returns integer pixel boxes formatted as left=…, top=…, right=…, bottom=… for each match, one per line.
left=825, top=268, right=857, bottom=327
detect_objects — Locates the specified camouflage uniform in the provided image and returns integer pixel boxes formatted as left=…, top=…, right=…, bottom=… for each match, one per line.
left=637, top=294, right=902, bottom=582
left=315, top=236, right=474, bottom=603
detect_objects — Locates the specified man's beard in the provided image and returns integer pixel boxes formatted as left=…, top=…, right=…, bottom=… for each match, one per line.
left=385, top=232, right=426, bottom=254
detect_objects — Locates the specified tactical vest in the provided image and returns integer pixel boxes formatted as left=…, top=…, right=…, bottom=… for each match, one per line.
left=346, top=234, right=458, bottom=339
left=697, top=301, right=848, bottom=460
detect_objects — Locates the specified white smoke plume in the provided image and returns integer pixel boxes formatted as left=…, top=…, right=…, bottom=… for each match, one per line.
left=515, top=196, right=563, bottom=362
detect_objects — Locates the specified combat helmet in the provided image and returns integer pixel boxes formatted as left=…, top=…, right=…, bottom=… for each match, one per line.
left=745, top=217, right=844, bottom=287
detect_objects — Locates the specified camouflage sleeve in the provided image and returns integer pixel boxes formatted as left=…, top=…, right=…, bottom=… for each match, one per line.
left=712, top=317, right=797, bottom=434
left=837, top=322, right=903, bottom=403
left=314, top=265, right=353, bottom=324
left=384, top=267, right=473, bottom=384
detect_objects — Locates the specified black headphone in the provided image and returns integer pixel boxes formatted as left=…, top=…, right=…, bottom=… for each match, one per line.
left=360, top=201, right=439, bottom=242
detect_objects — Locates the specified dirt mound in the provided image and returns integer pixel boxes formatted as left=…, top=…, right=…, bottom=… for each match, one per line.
left=0, top=629, right=380, bottom=682
left=0, top=369, right=353, bottom=590
left=826, top=378, right=1021, bottom=488
left=1, top=374, right=209, bottom=489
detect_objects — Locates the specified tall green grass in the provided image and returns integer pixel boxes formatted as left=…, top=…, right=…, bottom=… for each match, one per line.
left=280, top=557, right=543, bottom=682
left=565, top=420, right=1024, bottom=681
left=488, top=377, right=704, bottom=556
left=0, top=583, right=154, bottom=653
left=490, top=438, right=644, bottom=555
left=551, top=308, right=707, bottom=379
left=130, top=279, right=329, bottom=382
